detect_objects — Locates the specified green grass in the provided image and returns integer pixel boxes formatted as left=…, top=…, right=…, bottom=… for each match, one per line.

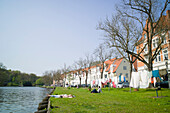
left=50, top=87, right=170, bottom=113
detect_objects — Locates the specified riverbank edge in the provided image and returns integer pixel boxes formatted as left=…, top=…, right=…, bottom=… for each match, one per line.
left=34, top=87, right=55, bottom=113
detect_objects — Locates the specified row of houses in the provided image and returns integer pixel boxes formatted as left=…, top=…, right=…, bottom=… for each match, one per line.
left=53, top=10, right=170, bottom=88
left=52, top=57, right=135, bottom=88
left=66, top=58, right=132, bottom=87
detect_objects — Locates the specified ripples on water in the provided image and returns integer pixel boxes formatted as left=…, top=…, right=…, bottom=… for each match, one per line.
left=0, top=87, right=52, bottom=113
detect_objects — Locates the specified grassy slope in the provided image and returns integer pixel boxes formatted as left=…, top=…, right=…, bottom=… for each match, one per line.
left=50, top=87, right=170, bottom=113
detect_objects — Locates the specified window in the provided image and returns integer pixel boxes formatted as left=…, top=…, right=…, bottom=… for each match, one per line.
left=156, top=38, right=159, bottom=46
left=123, top=66, right=127, bottom=70
left=163, top=48, right=168, bottom=60
left=126, top=73, right=128, bottom=78
left=155, top=52, right=161, bottom=62
left=153, top=40, right=156, bottom=48
left=162, top=37, right=167, bottom=44
left=144, top=34, right=146, bottom=39
left=105, top=74, right=107, bottom=78
left=160, top=33, right=167, bottom=45
left=152, top=38, right=159, bottom=48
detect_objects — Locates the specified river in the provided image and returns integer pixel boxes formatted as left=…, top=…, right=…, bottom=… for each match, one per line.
left=0, top=87, right=53, bottom=113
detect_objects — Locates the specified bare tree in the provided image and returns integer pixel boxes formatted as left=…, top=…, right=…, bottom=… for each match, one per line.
left=116, top=0, right=169, bottom=71
left=53, top=69, right=62, bottom=86
left=42, top=71, right=53, bottom=86
left=83, top=54, right=94, bottom=86
left=61, top=63, right=70, bottom=87
left=94, top=44, right=113, bottom=79
left=67, top=73, right=74, bottom=87
left=75, top=58, right=84, bottom=86
left=98, top=13, right=141, bottom=91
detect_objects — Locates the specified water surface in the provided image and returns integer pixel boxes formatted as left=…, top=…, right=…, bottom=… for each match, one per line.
left=0, top=87, right=52, bottom=113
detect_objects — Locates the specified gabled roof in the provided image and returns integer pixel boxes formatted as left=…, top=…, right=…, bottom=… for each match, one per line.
left=104, top=58, right=116, bottom=64
left=112, top=58, right=123, bottom=73
left=104, top=58, right=117, bottom=72
left=66, top=58, right=124, bottom=75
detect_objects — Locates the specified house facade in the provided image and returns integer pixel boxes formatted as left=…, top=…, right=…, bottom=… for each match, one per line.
left=137, top=10, right=170, bottom=74
left=132, top=10, right=170, bottom=89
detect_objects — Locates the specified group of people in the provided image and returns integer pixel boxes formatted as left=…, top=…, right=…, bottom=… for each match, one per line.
left=48, top=86, right=102, bottom=98
left=48, top=94, right=75, bottom=98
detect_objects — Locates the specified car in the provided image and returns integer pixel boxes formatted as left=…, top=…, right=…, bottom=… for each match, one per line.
left=117, top=82, right=129, bottom=88
left=122, top=82, right=129, bottom=88
left=117, top=82, right=123, bottom=88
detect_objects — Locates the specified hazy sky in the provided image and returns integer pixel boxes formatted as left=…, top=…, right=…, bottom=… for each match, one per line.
left=0, top=0, right=120, bottom=76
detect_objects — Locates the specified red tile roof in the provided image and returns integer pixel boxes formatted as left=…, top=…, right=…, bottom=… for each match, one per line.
left=104, top=58, right=117, bottom=72
left=104, top=58, right=116, bottom=64
left=67, top=58, right=123, bottom=75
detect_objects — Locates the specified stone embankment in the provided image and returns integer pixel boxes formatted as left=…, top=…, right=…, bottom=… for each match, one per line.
left=35, top=87, right=55, bottom=113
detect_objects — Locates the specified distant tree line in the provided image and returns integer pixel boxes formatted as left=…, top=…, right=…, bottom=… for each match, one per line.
left=0, top=63, right=53, bottom=86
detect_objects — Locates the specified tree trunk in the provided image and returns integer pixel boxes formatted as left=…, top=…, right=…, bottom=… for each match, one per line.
left=101, top=64, right=104, bottom=79
left=85, top=71, right=88, bottom=87
left=148, top=59, right=153, bottom=72
left=101, top=71, right=103, bottom=79
left=148, top=40, right=153, bottom=72
left=129, top=63, right=133, bottom=93
left=63, top=76, right=66, bottom=87
left=79, top=77, right=81, bottom=86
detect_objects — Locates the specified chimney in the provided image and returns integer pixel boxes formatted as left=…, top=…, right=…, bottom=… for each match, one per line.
left=166, top=10, right=170, bottom=19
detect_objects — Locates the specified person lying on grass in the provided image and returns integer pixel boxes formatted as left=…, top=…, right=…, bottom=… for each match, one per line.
left=47, top=94, right=75, bottom=98
left=91, top=86, right=102, bottom=93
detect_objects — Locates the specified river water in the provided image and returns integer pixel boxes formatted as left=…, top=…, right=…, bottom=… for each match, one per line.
left=0, top=87, right=53, bottom=113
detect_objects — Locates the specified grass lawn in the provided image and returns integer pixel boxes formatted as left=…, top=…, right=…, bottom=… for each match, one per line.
left=49, top=87, right=170, bottom=113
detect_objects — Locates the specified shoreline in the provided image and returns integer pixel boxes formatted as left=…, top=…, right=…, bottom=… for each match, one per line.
left=35, top=87, right=55, bottom=113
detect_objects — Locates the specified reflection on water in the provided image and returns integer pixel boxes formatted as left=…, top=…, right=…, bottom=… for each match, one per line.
left=0, top=87, right=52, bottom=113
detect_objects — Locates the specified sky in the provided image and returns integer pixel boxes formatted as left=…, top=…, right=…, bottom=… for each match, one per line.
left=0, top=0, right=120, bottom=76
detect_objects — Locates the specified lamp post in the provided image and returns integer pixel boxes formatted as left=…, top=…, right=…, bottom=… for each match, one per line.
left=165, top=57, right=170, bottom=89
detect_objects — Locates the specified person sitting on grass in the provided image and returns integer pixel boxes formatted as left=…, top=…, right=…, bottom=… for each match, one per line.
left=91, top=86, right=102, bottom=93
left=47, top=94, right=75, bottom=98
